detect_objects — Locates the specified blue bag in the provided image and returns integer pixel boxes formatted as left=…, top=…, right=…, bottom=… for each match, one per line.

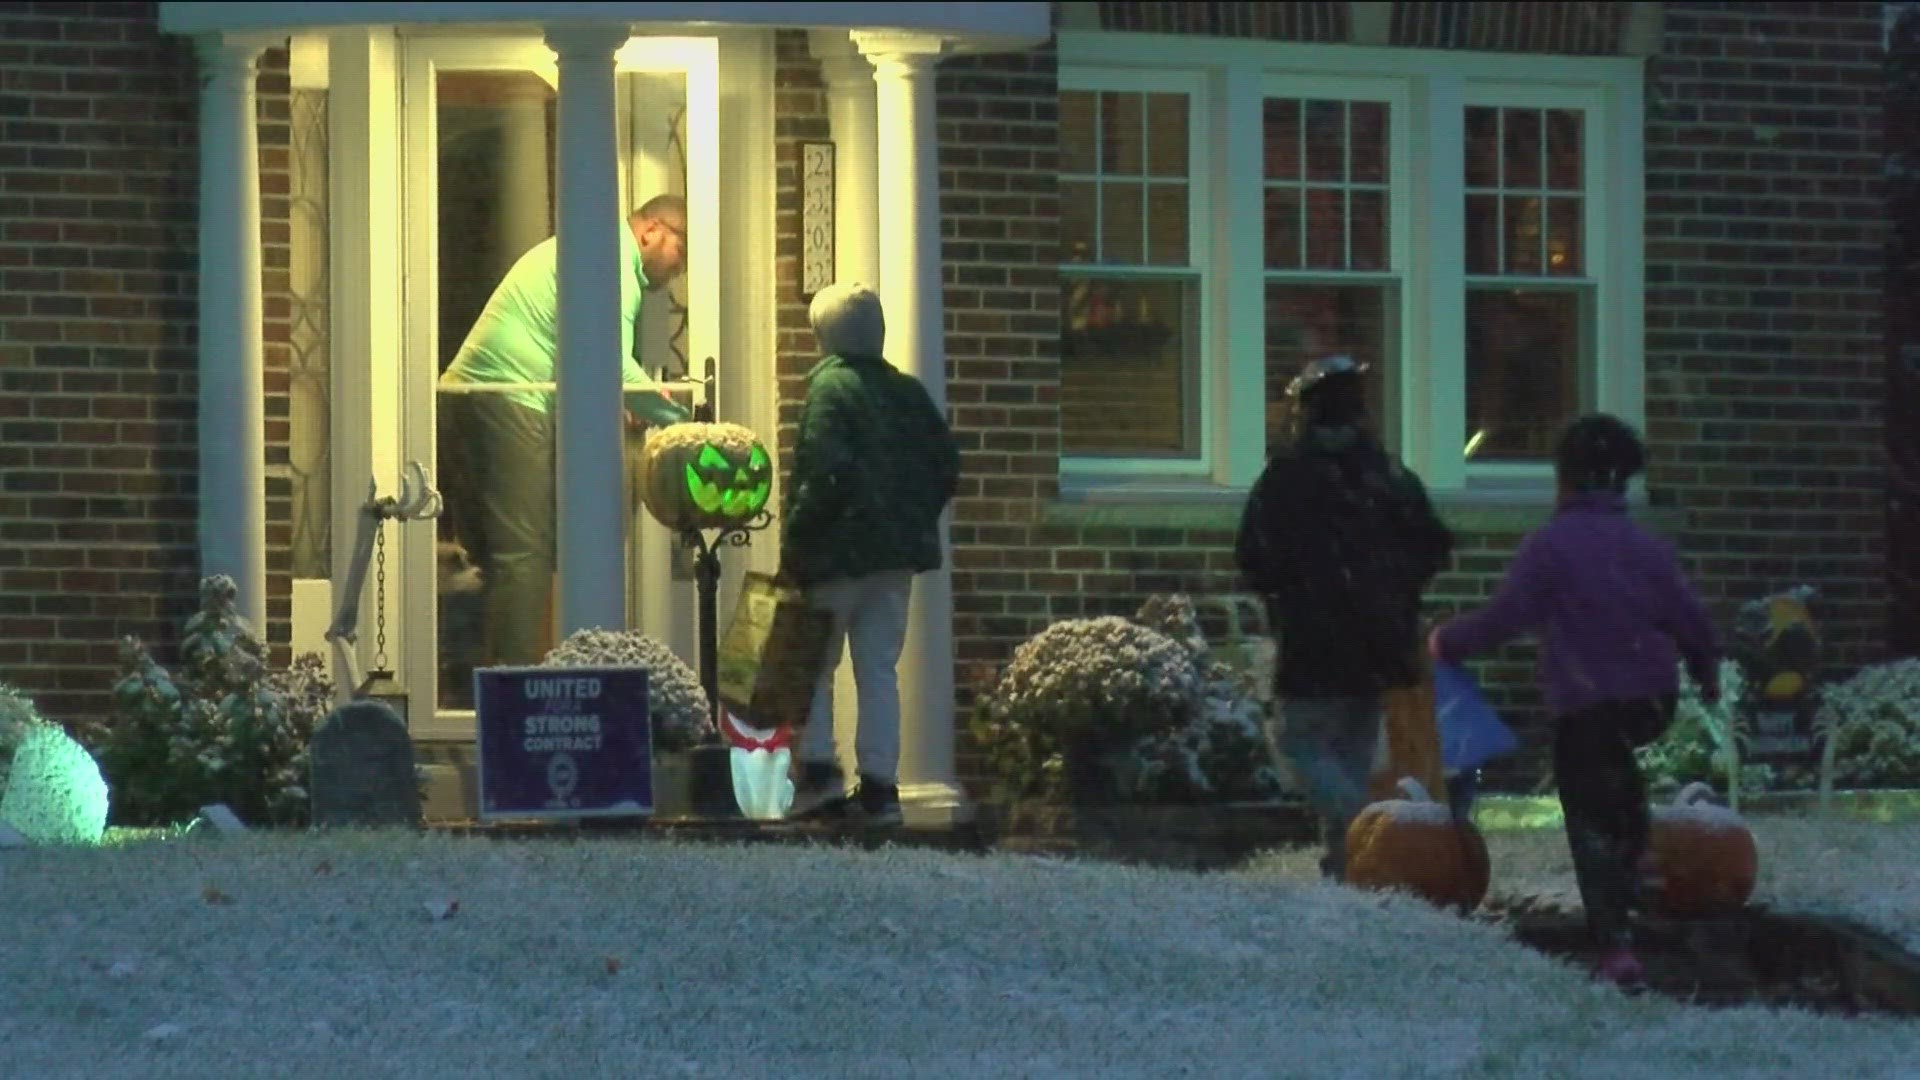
left=1434, top=661, right=1518, bottom=771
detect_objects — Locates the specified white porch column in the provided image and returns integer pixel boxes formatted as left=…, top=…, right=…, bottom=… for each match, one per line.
left=807, top=30, right=882, bottom=785
left=808, top=31, right=881, bottom=286
left=545, top=23, right=630, bottom=636
left=853, top=31, right=963, bottom=821
left=195, top=34, right=271, bottom=634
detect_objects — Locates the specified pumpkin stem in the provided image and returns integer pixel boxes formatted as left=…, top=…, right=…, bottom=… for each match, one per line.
left=1675, top=781, right=1720, bottom=808
left=1395, top=777, right=1432, bottom=803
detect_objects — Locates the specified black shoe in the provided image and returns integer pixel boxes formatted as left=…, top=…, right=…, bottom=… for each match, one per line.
left=789, top=762, right=850, bottom=820
left=850, top=775, right=903, bottom=828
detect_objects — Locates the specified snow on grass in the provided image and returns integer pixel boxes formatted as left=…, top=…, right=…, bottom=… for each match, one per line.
left=1, top=826, right=1918, bottom=1079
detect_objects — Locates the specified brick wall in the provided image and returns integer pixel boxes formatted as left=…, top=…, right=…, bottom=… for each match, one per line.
left=0, top=1, right=292, bottom=730
left=1893, top=2, right=1920, bottom=659
left=772, top=5, right=1891, bottom=797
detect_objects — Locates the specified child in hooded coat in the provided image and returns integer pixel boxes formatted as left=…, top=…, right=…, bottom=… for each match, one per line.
left=1429, top=414, right=1721, bottom=989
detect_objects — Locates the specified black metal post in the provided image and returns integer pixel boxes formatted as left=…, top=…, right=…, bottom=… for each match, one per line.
left=688, top=529, right=723, bottom=732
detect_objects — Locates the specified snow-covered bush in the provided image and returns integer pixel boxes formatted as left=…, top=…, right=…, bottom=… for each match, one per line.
left=971, top=595, right=1284, bottom=805
left=1636, top=658, right=1774, bottom=797
left=540, top=629, right=710, bottom=751
left=94, top=575, right=336, bottom=828
left=1807, top=658, right=1920, bottom=788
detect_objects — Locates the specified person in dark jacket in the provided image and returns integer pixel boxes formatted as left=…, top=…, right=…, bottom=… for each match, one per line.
left=1235, top=355, right=1454, bottom=880
left=1430, top=414, right=1721, bottom=990
left=781, top=281, right=961, bottom=826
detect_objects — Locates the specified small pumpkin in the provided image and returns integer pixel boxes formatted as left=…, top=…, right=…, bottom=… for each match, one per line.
left=1345, top=777, right=1491, bottom=913
left=1647, top=781, right=1758, bottom=915
left=637, top=421, right=773, bottom=532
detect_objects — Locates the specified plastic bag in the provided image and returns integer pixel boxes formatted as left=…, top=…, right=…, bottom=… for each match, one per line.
left=1434, top=661, right=1518, bottom=771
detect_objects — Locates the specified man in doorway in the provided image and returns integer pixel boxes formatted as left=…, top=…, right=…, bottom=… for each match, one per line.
left=439, top=193, right=693, bottom=667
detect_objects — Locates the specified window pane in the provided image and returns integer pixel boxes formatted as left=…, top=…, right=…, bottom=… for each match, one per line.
left=1146, top=182, right=1188, bottom=266
left=1349, top=101, right=1388, bottom=184
left=1305, top=99, right=1345, bottom=183
left=1061, top=274, right=1200, bottom=455
left=1100, top=90, right=1143, bottom=176
left=1264, top=186, right=1302, bottom=270
left=1502, top=107, right=1542, bottom=189
left=1502, top=196, right=1542, bottom=276
left=1306, top=187, right=1345, bottom=270
left=1547, top=196, right=1583, bottom=276
left=1061, top=90, right=1097, bottom=175
left=1265, top=283, right=1399, bottom=450
left=1146, top=92, right=1189, bottom=178
left=1465, top=288, right=1587, bottom=462
left=1546, top=109, right=1584, bottom=191
left=1465, top=106, right=1499, bottom=188
left=1465, top=194, right=1500, bottom=275
left=1350, top=189, right=1386, bottom=271
left=1061, top=179, right=1097, bottom=263
left=1264, top=98, right=1301, bottom=181
left=1101, top=181, right=1144, bottom=264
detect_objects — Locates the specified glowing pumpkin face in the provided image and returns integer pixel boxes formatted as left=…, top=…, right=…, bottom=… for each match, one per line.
left=637, top=422, right=775, bottom=533
left=685, top=443, right=771, bottom=520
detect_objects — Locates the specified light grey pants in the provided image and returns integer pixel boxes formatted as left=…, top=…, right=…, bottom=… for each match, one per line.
left=1271, top=693, right=1383, bottom=878
left=798, top=570, right=914, bottom=784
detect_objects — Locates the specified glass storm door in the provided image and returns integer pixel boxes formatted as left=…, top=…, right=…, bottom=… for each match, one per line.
left=399, top=34, right=720, bottom=736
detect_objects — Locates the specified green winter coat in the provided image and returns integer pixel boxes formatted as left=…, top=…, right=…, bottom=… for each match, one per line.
left=781, top=352, right=961, bottom=587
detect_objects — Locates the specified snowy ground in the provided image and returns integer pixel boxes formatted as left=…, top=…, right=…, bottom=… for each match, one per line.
left=3, top=816, right=1918, bottom=1080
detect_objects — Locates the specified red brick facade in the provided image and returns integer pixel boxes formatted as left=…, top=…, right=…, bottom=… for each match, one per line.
left=0, top=4, right=1897, bottom=797
left=773, top=3, right=1893, bottom=792
left=0, top=0, right=291, bottom=724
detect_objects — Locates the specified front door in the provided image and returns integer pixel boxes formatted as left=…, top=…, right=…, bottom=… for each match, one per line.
left=398, top=33, right=722, bottom=737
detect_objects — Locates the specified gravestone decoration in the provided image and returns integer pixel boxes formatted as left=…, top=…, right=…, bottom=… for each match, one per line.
left=309, top=700, right=422, bottom=829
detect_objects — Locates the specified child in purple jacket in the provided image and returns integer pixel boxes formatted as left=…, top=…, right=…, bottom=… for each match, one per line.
left=1428, top=414, right=1720, bottom=989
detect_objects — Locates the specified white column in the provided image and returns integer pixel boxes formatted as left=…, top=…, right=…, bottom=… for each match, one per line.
left=195, top=35, right=271, bottom=635
left=808, top=31, right=880, bottom=286
left=545, top=23, right=630, bottom=637
left=853, top=31, right=963, bottom=821
left=495, top=76, right=552, bottom=280
left=808, top=30, right=882, bottom=784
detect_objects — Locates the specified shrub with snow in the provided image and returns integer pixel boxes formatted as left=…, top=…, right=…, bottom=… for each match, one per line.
left=539, top=629, right=711, bottom=751
left=0, top=682, right=56, bottom=799
left=94, top=575, right=336, bottom=828
left=1809, top=658, right=1920, bottom=788
left=0, top=722, right=110, bottom=845
left=971, top=595, right=1284, bottom=804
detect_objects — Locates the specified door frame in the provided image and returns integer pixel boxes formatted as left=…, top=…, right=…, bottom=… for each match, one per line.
left=376, top=27, right=773, bottom=740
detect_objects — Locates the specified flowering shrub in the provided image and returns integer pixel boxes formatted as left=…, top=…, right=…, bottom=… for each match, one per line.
left=540, top=629, right=711, bottom=752
left=971, top=596, right=1284, bottom=805
left=1806, top=658, right=1920, bottom=788
left=94, top=576, right=336, bottom=828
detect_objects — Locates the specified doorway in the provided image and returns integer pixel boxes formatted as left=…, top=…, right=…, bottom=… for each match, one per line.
left=397, top=33, right=726, bottom=737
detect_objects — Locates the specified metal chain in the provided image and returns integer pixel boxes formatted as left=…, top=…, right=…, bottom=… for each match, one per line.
left=373, top=522, right=389, bottom=671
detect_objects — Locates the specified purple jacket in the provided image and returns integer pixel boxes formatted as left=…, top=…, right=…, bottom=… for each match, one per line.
left=1431, top=491, right=1720, bottom=719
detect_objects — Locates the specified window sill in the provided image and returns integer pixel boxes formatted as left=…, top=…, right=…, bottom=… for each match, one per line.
left=1048, top=474, right=1689, bottom=538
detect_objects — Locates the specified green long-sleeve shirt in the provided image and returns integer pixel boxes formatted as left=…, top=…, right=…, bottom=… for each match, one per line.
left=439, top=223, right=688, bottom=425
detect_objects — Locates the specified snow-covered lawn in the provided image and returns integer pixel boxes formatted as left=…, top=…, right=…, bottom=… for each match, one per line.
left=4, top=817, right=1918, bottom=1080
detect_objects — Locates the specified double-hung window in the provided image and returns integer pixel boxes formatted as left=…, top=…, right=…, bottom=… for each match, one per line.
left=1058, top=33, right=1645, bottom=500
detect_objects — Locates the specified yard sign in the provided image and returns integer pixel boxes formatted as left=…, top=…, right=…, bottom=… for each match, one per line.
left=474, top=666, right=652, bottom=821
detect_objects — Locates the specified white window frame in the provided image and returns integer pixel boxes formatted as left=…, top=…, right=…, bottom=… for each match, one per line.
left=1057, top=31, right=1646, bottom=502
left=1057, top=66, right=1215, bottom=482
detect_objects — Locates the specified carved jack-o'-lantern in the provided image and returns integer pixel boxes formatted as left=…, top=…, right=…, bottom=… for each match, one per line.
left=1345, top=777, right=1492, bottom=913
left=1647, top=782, right=1759, bottom=915
left=637, top=422, right=773, bottom=533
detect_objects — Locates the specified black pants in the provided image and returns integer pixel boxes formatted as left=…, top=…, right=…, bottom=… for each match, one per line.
left=440, top=392, right=555, bottom=667
left=1552, top=694, right=1675, bottom=948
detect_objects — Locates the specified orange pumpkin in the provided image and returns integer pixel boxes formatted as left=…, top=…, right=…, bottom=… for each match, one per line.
left=1345, top=777, right=1491, bottom=913
left=1647, top=782, right=1759, bottom=915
